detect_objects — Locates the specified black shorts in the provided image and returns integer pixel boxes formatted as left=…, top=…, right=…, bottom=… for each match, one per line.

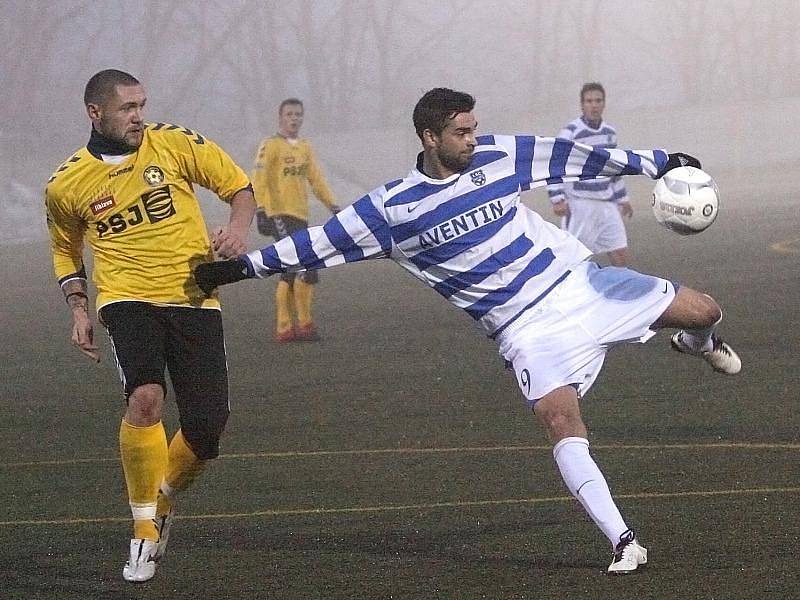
left=256, top=211, right=307, bottom=240
left=256, top=212, right=318, bottom=284
left=99, top=301, right=229, bottom=456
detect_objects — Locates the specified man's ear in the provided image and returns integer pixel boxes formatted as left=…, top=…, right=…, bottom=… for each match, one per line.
left=421, top=128, right=438, bottom=149
left=86, top=102, right=101, bottom=122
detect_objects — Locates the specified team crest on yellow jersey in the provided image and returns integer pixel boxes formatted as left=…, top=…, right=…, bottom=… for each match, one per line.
left=143, top=165, right=165, bottom=186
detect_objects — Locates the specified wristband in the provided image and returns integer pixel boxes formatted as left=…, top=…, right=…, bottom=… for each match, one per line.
left=65, top=291, right=88, bottom=305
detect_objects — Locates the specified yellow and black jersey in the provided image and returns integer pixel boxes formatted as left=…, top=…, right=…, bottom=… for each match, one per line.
left=45, top=123, right=250, bottom=310
left=251, top=135, right=336, bottom=220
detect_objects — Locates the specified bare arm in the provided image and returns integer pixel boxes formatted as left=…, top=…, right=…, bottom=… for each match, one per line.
left=212, top=186, right=257, bottom=259
left=62, top=279, right=100, bottom=362
left=46, top=182, right=99, bottom=362
left=618, top=201, right=633, bottom=218
left=552, top=200, right=570, bottom=218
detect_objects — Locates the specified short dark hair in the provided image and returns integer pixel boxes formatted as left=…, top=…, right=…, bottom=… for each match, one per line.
left=413, top=88, right=476, bottom=139
left=580, top=82, right=605, bottom=102
left=279, top=98, right=303, bottom=114
left=84, top=69, right=140, bottom=106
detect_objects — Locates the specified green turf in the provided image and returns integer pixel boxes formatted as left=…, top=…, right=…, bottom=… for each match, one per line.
left=1, top=191, right=798, bottom=598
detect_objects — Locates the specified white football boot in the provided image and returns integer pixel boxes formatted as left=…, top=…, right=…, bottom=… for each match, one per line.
left=153, top=508, right=175, bottom=562
left=122, top=538, right=158, bottom=582
left=607, top=530, right=648, bottom=574
left=671, top=332, right=741, bottom=375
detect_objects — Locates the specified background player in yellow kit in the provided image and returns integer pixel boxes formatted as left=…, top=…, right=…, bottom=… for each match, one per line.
left=45, top=69, right=256, bottom=583
left=251, top=98, right=340, bottom=341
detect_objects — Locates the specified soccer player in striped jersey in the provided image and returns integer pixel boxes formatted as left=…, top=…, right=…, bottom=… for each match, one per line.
left=46, top=69, right=256, bottom=582
left=195, top=87, right=741, bottom=574
left=548, top=83, right=633, bottom=266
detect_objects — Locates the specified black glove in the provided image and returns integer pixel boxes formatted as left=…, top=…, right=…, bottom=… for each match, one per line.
left=194, top=258, right=251, bottom=296
left=658, top=152, right=702, bottom=177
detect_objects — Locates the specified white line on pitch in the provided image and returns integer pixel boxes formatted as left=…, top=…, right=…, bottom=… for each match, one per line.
left=2, top=441, right=797, bottom=468
left=770, top=237, right=800, bottom=254
left=1, top=486, right=798, bottom=527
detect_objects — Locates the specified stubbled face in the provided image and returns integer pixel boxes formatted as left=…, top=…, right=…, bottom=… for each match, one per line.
left=279, top=103, right=304, bottom=138
left=88, top=84, right=146, bottom=149
left=581, top=89, right=605, bottom=123
left=431, top=111, right=477, bottom=175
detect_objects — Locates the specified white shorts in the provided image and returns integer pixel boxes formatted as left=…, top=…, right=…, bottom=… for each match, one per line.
left=497, top=261, right=676, bottom=405
left=562, top=198, right=627, bottom=254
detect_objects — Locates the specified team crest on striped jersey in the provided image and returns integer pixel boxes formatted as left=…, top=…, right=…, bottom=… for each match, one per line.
left=470, top=169, right=486, bottom=186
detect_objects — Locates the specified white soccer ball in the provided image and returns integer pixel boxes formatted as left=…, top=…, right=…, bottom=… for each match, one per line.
left=651, top=166, right=719, bottom=235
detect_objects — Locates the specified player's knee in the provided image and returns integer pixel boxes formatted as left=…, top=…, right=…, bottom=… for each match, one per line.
left=696, top=293, right=723, bottom=327
left=534, top=392, right=587, bottom=441
left=127, top=383, right=165, bottom=423
left=181, top=408, right=230, bottom=460
left=541, top=412, right=586, bottom=441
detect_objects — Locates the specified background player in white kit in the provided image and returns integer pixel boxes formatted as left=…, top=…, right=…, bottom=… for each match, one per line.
left=195, top=88, right=741, bottom=574
left=548, top=83, right=633, bottom=266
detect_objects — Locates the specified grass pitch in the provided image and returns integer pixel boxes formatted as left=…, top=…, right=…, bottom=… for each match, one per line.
left=1, top=186, right=798, bottom=599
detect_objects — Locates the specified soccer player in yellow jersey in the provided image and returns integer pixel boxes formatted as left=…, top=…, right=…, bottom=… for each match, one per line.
left=45, top=69, right=256, bottom=583
left=251, top=98, right=340, bottom=341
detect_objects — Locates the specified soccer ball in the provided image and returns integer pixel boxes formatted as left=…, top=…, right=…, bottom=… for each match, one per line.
left=651, top=166, right=719, bottom=235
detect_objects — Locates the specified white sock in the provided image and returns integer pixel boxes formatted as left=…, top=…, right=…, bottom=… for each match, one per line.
left=681, top=315, right=721, bottom=353
left=553, top=437, right=629, bottom=548
left=129, top=501, right=157, bottom=521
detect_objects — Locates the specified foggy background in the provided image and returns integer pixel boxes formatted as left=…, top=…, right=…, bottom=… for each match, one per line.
left=1, top=0, right=797, bottom=246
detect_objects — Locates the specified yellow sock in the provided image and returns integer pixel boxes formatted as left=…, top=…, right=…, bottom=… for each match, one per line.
left=294, top=279, right=315, bottom=327
left=157, top=429, right=206, bottom=516
left=120, top=420, right=168, bottom=540
left=133, top=518, right=157, bottom=540
left=275, top=280, right=294, bottom=333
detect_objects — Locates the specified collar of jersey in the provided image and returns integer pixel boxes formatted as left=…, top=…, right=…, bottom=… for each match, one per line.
left=580, top=116, right=603, bottom=130
left=413, top=152, right=462, bottom=185
left=276, top=132, right=302, bottom=144
left=87, top=127, right=137, bottom=159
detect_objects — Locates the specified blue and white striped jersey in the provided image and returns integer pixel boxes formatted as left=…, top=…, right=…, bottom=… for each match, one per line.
left=245, top=135, right=667, bottom=337
left=547, top=118, right=629, bottom=205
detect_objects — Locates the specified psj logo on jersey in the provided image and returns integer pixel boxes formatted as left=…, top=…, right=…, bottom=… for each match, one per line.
left=470, top=169, right=486, bottom=186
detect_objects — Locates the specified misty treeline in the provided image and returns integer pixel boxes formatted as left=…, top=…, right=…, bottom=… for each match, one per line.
left=0, top=0, right=796, bottom=240
left=2, top=1, right=797, bottom=136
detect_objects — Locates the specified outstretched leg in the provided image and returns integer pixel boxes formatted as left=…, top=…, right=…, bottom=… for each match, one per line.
left=653, top=286, right=740, bottom=374
left=534, top=385, right=647, bottom=573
